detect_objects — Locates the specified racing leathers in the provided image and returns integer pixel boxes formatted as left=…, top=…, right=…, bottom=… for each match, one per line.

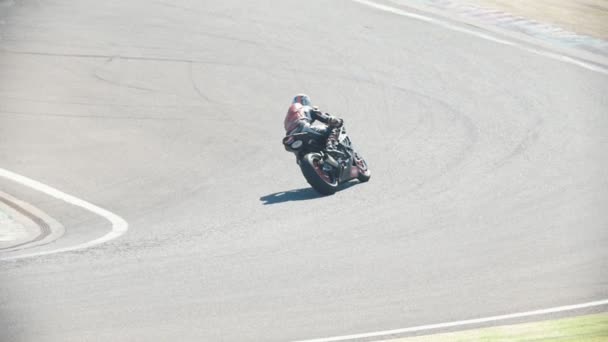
left=284, top=103, right=342, bottom=151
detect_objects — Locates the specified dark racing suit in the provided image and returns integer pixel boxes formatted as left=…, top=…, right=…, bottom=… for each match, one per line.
left=284, top=103, right=341, bottom=150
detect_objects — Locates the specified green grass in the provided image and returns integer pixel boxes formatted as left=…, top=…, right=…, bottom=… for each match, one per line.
left=385, top=313, right=608, bottom=342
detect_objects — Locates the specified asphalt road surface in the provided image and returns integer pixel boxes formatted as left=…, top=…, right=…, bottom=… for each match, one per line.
left=1, top=0, right=607, bottom=341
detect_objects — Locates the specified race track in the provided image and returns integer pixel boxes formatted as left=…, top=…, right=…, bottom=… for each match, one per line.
left=1, top=0, right=607, bottom=341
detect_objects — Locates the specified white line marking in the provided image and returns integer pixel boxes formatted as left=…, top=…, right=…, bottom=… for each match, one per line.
left=0, top=168, right=128, bottom=260
left=352, top=0, right=608, bottom=75
left=293, top=299, right=608, bottom=342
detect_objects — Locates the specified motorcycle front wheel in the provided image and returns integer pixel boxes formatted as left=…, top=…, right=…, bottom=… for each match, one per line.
left=354, top=152, right=371, bottom=183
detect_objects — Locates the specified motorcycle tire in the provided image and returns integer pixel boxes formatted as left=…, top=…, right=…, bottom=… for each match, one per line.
left=300, top=152, right=339, bottom=195
left=355, top=153, right=371, bottom=183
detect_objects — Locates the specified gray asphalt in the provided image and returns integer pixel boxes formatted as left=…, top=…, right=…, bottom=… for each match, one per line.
left=1, top=0, right=607, bottom=341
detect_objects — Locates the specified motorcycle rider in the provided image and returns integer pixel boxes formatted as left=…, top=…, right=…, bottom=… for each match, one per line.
left=284, top=94, right=343, bottom=151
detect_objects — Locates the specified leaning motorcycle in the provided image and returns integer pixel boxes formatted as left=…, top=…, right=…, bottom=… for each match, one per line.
left=282, top=124, right=371, bottom=195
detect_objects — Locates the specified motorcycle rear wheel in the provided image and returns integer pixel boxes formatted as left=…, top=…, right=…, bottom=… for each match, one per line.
left=300, top=153, right=339, bottom=195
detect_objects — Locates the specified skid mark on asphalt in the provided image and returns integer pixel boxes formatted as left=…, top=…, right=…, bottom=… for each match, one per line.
left=93, top=57, right=155, bottom=92
left=0, top=49, right=265, bottom=70
left=383, top=84, right=479, bottom=196
left=0, top=109, right=185, bottom=121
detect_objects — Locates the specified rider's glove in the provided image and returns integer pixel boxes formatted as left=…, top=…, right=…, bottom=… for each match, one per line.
left=329, top=117, right=343, bottom=128
left=310, top=107, right=322, bottom=115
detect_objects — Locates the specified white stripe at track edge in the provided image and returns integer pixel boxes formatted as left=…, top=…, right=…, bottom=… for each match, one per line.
left=352, top=0, right=608, bottom=75
left=293, top=298, right=608, bottom=342
left=0, top=168, right=128, bottom=260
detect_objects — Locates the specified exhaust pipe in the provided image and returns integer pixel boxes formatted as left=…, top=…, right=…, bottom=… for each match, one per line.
left=324, top=154, right=340, bottom=168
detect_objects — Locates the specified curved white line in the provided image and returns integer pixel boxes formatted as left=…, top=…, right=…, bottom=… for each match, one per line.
left=352, top=0, right=608, bottom=75
left=0, top=168, right=128, bottom=260
left=293, top=299, right=608, bottom=342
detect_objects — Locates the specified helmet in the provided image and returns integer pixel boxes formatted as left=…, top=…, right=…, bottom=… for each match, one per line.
left=292, top=94, right=312, bottom=107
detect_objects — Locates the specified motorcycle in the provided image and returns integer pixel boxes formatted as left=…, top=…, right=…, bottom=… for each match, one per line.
left=282, top=124, right=371, bottom=195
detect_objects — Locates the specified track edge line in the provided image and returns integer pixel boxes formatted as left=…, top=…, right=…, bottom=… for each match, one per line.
left=0, top=168, right=128, bottom=261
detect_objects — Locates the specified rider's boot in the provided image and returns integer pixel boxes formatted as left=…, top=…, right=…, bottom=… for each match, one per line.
left=325, top=129, right=339, bottom=151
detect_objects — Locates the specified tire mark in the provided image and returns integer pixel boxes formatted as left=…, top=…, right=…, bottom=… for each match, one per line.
left=492, top=116, right=544, bottom=169
left=93, top=56, right=155, bottom=92
left=0, top=110, right=185, bottom=121
left=188, top=61, right=237, bottom=126
left=390, top=84, right=479, bottom=192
